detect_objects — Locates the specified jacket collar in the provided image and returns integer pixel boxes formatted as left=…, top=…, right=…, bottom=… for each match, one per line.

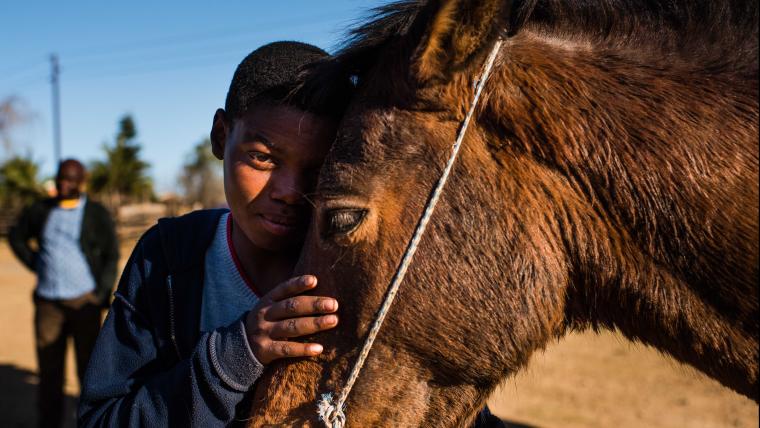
left=157, top=208, right=228, bottom=274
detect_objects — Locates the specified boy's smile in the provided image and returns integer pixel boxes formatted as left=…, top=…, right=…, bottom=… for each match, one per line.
left=258, top=212, right=299, bottom=236
left=212, top=104, right=336, bottom=253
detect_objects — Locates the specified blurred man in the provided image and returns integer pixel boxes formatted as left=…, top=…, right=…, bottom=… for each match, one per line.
left=8, top=158, right=118, bottom=428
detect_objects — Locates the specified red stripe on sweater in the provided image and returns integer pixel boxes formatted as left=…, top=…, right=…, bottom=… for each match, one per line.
left=226, top=215, right=262, bottom=297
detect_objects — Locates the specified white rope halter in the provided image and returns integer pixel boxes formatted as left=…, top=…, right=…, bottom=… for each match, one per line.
left=317, top=39, right=504, bottom=428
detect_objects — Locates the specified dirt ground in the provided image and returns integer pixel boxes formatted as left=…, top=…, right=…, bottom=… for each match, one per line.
left=0, top=241, right=756, bottom=427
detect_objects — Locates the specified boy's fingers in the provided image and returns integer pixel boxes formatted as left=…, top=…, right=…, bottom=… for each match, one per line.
left=268, top=275, right=317, bottom=301
left=269, top=314, right=339, bottom=339
left=266, top=296, right=338, bottom=321
left=266, top=340, right=324, bottom=360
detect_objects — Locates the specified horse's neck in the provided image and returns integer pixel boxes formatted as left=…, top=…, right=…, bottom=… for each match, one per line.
left=488, top=32, right=758, bottom=399
left=521, top=0, right=758, bottom=68
left=495, top=31, right=758, bottom=273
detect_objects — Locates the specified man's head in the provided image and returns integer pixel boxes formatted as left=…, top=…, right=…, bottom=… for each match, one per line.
left=55, top=159, right=86, bottom=200
left=210, top=41, right=352, bottom=253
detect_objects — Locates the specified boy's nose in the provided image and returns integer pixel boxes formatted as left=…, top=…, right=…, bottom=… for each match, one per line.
left=269, top=172, right=304, bottom=205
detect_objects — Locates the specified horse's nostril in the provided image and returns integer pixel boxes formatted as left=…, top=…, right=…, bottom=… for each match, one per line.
left=323, top=208, right=367, bottom=236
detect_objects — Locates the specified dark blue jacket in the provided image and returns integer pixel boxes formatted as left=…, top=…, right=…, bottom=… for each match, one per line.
left=79, top=209, right=263, bottom=427
left=79, top=209, right=504, bottom=427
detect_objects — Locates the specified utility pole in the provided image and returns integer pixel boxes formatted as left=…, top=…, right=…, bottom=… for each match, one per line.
left=50, top=54, right=61, bottom=166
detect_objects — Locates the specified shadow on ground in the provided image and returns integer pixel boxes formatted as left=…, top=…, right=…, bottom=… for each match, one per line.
left=0, top=364, right=77, bottom=428
left=0, top=363, right=535, bottom=428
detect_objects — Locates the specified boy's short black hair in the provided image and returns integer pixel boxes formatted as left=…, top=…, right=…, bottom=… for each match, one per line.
left=225, top=41, right=352, bottom=121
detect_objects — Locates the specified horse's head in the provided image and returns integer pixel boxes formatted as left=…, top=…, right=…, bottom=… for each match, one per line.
left=250, top=1, right=570, bottom=426
left=251, top=0, right=759, bottom=425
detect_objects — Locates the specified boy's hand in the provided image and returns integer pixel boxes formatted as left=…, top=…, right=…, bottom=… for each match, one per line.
left=245, top=275, right=338, bottom=365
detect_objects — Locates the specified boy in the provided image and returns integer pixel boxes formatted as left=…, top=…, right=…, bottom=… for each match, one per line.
left=79, top=41, right=349, bottom=426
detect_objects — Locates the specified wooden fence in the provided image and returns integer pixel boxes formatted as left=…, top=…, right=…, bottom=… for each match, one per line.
left=0, top=202, right=192, bottom=242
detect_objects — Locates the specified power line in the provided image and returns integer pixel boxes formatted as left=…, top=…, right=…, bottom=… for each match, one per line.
left=2, top=73, right=49, bottom=91
left=3, top=24, right=338, bottom=88
left=66, top=53, right=243, bottom=82
left=64, top=19, right=345, bottom=67
left=9, top=11, right=344, bottom=69
left=0, top=16, right=347, bottom=89
left=3, top=48, right=256, bottom=90
left=64, top=41, right=260, bottom=70
left=0, top=59, right=48, bottom=81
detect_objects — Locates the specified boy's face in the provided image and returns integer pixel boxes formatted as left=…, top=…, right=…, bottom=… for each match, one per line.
left=211, top=104, right=336, bottom=252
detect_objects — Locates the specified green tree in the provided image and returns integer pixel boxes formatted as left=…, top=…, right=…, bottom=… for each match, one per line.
left=0, top=155, right=43, bottom=207
left=89, top=115, right=154, bottom=208
left=179, top=138, right=224, bottom=208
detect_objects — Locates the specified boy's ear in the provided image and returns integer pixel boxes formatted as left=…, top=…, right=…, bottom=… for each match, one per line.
left=210, top=108, right=228, bottom=160
left=410, top=0, right=515, bottom=83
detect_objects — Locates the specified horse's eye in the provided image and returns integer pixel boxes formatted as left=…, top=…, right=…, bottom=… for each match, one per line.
left=324, top=209, right=366, bottom=236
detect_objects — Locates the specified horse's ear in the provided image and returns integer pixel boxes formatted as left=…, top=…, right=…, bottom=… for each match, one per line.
left=410, top=0, right=518, bottom=83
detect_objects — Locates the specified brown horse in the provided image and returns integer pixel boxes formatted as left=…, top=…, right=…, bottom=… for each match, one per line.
left=250, top=0, right=759, bottom=426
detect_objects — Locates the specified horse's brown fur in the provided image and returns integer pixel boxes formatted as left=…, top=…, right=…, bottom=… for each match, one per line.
left=249, top=1, right=759, bottom=426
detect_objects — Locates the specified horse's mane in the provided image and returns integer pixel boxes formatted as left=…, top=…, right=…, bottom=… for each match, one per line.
left=335, top=0, right=758, bottom=72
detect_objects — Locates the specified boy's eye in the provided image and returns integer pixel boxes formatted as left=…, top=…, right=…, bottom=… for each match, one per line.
left=247, top=151, right=275, bottom=168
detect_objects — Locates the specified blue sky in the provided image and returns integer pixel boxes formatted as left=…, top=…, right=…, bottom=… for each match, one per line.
left=0, top=0, right=384, bottom=193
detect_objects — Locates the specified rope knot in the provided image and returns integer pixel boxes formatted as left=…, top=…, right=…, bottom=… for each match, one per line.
left=317, top=393, right=346, bottom=428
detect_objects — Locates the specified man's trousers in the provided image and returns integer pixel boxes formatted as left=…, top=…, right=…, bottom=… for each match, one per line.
left=34, top=293, right=101, bottom=428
